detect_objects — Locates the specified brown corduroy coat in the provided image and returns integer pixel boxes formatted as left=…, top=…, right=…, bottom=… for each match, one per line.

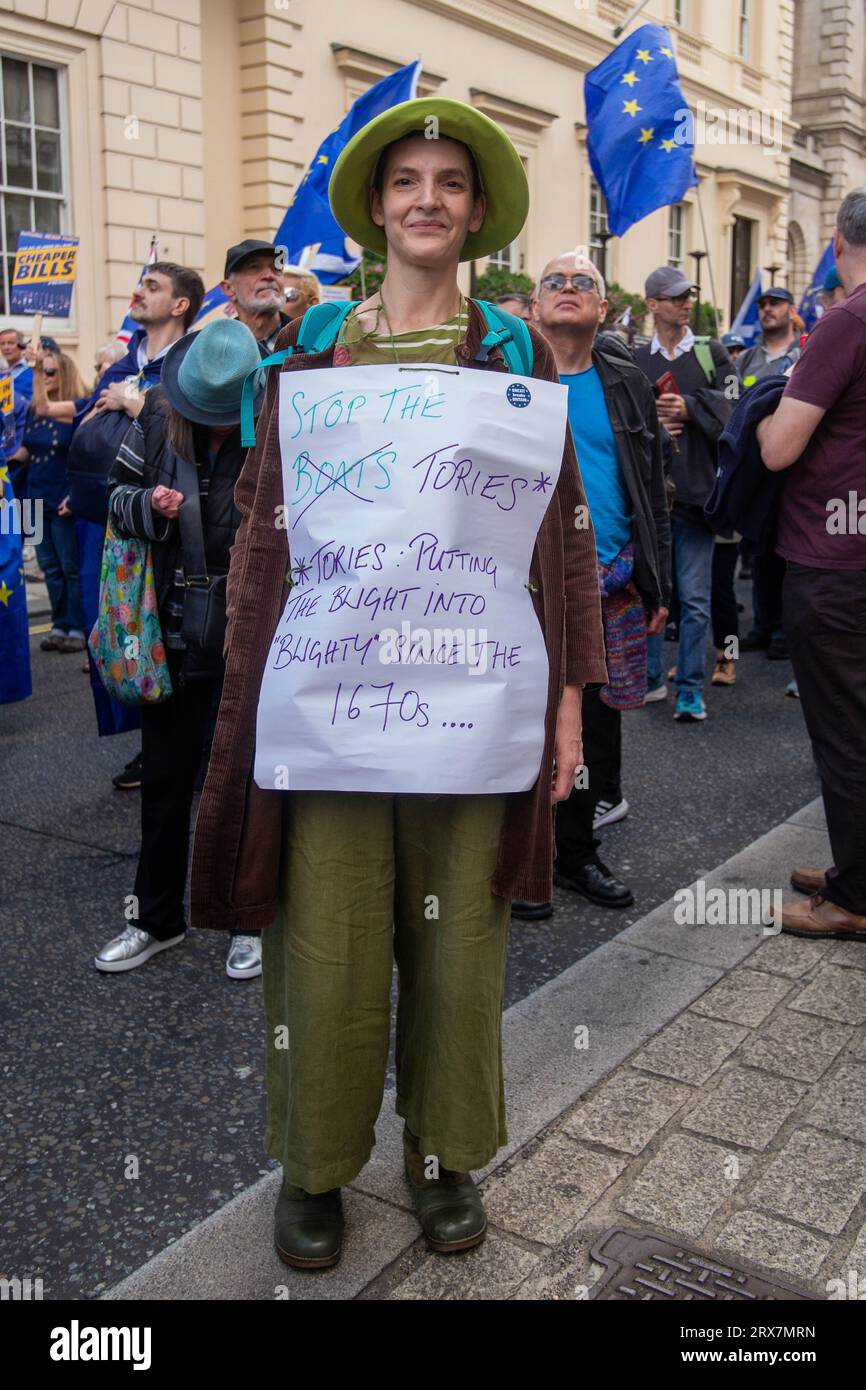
left=189, top=301, right=608, bottom=930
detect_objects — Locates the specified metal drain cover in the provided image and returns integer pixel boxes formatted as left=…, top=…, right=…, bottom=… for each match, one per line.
left=588, top=1228, right=818, bottom=1300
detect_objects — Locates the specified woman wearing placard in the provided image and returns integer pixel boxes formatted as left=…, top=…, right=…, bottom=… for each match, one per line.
left=190, top=98, right=608, bottom=1269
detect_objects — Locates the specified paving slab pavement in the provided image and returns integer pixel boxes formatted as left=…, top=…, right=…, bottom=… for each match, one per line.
left=103, top=797, right=866, bottom=1301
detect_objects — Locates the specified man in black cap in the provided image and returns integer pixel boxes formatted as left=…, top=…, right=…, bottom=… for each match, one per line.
left=222, top=241, right=292, bottom=358
left=735, top=288, right=801, bottom=661
left=634, top=266, right=733, bottom=721
left=736, top=287, right=800, bottom=387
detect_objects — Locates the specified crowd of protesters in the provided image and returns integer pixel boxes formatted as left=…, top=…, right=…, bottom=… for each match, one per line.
left=1, top=89, right=864, bottom=1274
left=1, top=200, right=864, bottom=978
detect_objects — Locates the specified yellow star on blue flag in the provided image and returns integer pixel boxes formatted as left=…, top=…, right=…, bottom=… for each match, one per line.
left=584, top=21, right=697, bottom=236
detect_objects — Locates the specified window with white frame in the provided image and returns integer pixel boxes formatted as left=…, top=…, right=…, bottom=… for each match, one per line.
left=738, top=0, right=750, bottom=60
left=486, top=154, right=528, bottom=274
left=589, top=176, right=609, bottom=276
left=674, top=0, right=687, bottom=26
left=486, top=240, right=520, bottom=273
left=1, top=54, right=65, bottom=316
left=668, top=204, right=685, bottom=269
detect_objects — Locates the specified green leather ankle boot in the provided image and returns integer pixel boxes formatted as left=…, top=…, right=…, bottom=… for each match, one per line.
left=403, top=1125, right=487, bottom=1253
left=274, top=1180, right=344, bottom=1269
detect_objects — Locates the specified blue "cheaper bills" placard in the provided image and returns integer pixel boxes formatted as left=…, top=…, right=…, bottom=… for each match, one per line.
left=11, top=231, right=79, bottom=316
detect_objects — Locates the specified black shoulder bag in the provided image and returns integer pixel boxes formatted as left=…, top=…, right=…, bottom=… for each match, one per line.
left=175, top=453, right=228, bottom=668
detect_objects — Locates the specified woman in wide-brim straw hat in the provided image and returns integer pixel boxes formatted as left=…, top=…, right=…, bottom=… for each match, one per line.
left=189, top=97, right=608, bottom=1269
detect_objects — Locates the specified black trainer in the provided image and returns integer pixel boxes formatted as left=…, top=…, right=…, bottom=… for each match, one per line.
left=554, top=859, right=634, bottom=908
left=112, top=752, right=142, bottom=790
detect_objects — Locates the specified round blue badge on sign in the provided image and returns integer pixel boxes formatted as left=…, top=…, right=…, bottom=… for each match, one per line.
left=506, top=382, right=531, bottom=408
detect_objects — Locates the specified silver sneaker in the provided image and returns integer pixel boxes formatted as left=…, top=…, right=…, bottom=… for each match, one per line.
left=593, top=797, right=629, bottom=830
left=94, top=925, right=184, bottom=973
left=226, top=933, right=262, bottom=980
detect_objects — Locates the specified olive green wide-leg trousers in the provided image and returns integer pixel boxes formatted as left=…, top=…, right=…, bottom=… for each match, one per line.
left=261, top=791, right=511, bottom=1193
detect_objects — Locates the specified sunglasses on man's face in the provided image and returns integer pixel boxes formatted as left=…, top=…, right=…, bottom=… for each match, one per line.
left=540, top=273, right=599, bottom=294
left=757, top=298, right=784, bottom=310
left=657, top=289, right=697, bottom=303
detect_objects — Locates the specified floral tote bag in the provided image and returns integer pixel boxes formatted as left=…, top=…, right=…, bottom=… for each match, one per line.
left=88, top=514, right=173, bottom=705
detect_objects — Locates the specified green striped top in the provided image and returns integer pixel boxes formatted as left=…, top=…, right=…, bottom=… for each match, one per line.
left=337, top=304, right=464, bottom=366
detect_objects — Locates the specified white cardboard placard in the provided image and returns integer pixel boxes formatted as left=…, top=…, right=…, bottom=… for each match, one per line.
left=253, top=363, right=566, bottom=793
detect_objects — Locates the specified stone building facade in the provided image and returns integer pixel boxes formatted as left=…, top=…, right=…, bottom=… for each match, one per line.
left=789, top=0, right=866, bottom=299
left=0, top=0, right=859, bottom=365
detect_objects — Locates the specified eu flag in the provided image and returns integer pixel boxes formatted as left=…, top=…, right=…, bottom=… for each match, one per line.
left=0, top=460, right=32, bottom=705
left=584, top=24, right=697, bottom=238
left=274, top=60, right=420, bottom=283
left=799, top=240, right=835, bottom=332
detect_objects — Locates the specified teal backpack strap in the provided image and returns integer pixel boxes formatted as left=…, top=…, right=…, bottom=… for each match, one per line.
left=472, top=299, right=534, bottom=377
left=693, top=335, right=716, bottom=385
left=239, top=300, right=356, bottom=447
left=296, top=299, right=354, bottom=353
left=240, top=348, right=291, bottom=448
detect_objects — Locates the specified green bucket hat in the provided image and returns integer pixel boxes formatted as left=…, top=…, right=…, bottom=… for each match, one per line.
left=328, top=97, right=529, bottom=263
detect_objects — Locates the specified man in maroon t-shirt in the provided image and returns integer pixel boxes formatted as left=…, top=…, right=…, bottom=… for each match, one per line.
left=757, top=189, right=866, bottom=938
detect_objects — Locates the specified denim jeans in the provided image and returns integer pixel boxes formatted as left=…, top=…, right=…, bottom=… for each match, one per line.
left=647, top=517, right=714, bottom=693
left=35, top=508, right=84, bottom=634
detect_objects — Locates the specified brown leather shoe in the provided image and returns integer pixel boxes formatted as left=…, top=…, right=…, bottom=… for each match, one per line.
left=771, top=893, right=866, bottom=939
left=790, top=865, right=830, bottom=895
left=711, top=656, right=736, bottom=686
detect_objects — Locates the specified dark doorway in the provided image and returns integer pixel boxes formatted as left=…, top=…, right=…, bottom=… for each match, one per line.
left=730, top=215, right=755, bottom=321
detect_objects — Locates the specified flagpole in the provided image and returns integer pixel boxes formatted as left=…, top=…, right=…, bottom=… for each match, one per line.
left=613, top=0, right=653, bottom=37
left=695, top=181, right=721, bottom=336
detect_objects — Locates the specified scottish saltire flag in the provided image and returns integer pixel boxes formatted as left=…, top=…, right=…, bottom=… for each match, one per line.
left=584, top=24, right=697, bottom=238
left=274, top=59, right=420, bottom=283
left=730, top=270, right=764, bottom=345
left=799, top=240, right=835, bottom=332
left=0, top=461, right=31, bottom=704
left=116, top=236, right=159, bottom=345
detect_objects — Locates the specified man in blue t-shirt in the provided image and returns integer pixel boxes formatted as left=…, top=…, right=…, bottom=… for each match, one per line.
left=519, top=253, right=670, bottom=919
